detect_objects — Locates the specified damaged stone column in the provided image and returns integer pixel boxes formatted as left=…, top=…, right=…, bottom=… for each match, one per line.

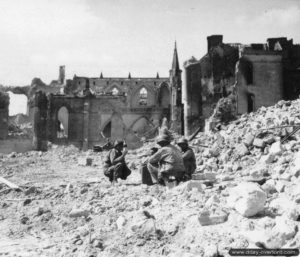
left=32, top=91, right=48, bottom=151
left=0, top=91, right=9, bottom=140
left=82, top=78, right=93, bottom=150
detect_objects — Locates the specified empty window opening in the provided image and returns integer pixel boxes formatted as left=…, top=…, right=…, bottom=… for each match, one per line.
left=139, top=88, right=148, bottom=106
left=240, top=59, right=253, bottom=85
left=57, top=106, right=69, bottom=138
left=247, top=94, right=255, bottom=113
left=103, top=121, right=111, bottom=138
left=111, top=87, right=119, bottom=95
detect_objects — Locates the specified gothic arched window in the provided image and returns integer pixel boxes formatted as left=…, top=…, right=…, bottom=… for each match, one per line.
left=139, top=87, right=148, bottom=106
left=111, top=87, right=119, bottom=95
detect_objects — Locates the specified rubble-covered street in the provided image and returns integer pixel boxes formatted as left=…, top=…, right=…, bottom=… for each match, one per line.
left=1, top=99, right=300, bottom=257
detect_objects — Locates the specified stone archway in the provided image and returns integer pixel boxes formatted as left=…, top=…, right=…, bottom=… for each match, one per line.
left=130, top=116, right=154, bottom=137
left=101, top=113, right=125, bottom=141
left=57, top=106, right=69, bottom=138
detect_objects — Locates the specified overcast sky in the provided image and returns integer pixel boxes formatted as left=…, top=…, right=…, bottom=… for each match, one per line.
left=0, top=0, right=299, bottom=86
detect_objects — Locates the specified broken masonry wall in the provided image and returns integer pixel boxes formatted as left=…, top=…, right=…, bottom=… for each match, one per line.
left=196, top=40, right=239, bottom=132
left=236, top=51, right=283, bottom=114
left=0, top=91, right=9, bottom=139
left=183, top=61, right=203, bottom=137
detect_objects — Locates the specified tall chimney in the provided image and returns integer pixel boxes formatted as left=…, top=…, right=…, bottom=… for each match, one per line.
left=58, top=65, right=65, bottom=84
left=207, top=35, right=223, bottom=52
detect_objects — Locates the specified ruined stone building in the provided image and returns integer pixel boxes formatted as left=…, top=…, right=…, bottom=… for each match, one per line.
left=183, top=35, right=240, bottom=135
left=32, top=45, right=182, bottom=150
left=2, top=36, right=300, bottom=152
left=183, top=35, right=300, bottom=135
left=236, top=37, right=300, bottom=114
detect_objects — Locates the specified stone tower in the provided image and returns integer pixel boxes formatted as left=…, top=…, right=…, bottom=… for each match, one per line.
left=169, top=42, right=183, bottom=134
left=58, top=65, right=65, bottom=85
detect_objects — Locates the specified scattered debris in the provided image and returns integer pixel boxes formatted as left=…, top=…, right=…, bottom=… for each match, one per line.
left=2, top=98, right=300, bottom=255
left=0, top=176, right=20, bottom=190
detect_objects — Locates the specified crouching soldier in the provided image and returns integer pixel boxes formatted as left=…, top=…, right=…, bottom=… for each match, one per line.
left=177, top=137, right=196, bottom=180
left=147, top=135, right=185, bottom=186
left=103, top=140, right=131, bottom=184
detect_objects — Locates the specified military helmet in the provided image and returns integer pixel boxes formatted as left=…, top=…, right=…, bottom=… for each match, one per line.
left=177, top=137, right=188, bottom=145
left=113, top=140, right=124, bottom=147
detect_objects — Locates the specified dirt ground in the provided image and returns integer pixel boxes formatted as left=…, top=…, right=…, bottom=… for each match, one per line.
left=0, top=144, right=251, bottom=257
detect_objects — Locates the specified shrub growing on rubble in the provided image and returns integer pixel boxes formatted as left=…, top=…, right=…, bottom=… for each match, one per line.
left=0, top=90, right=9, bottom=109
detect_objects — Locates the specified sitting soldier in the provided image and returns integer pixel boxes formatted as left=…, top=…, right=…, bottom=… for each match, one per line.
left=177, top=137, right=196, bottom=180
left=147, top=134, right=185, bottom=185
left=103, top=140, right=131, bottom=184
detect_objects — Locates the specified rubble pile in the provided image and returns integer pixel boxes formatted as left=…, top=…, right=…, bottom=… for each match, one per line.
left=210, top=96, right=236, bottom=124
left=0, top=99, right=300, bottom=256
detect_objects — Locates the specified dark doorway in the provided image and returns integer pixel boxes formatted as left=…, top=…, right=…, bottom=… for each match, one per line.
left=247, top=94, right=255, bottom=113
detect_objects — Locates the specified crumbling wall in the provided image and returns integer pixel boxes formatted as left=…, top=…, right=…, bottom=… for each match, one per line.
left=183, top=60, right=202, bottom=136
left=0, top=91, right=9, bottom=139
left=182, top=38, right=239, bottom=135
left=0, top=85, right=30, bottom=97
left=28, top=78, right=62, bottom=99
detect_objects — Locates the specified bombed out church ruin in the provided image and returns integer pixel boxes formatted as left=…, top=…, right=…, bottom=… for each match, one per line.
left=1, top=35, right=300, bottom=151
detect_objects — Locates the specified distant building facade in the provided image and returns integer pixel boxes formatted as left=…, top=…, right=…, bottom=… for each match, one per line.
left=32, top=45, right=183, bottom=150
